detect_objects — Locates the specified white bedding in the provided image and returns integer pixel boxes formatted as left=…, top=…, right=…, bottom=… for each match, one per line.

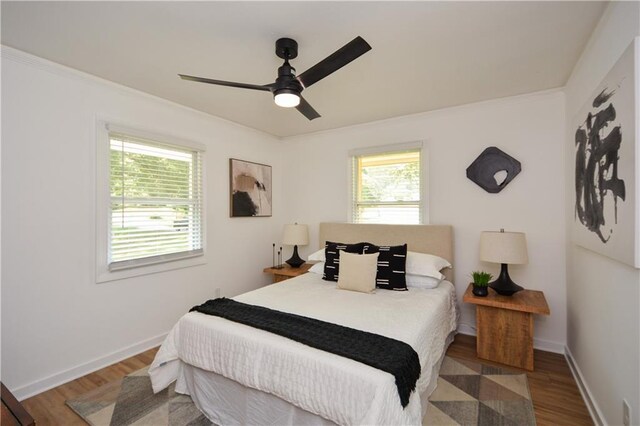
left=149, top=273, right=458, bottom=426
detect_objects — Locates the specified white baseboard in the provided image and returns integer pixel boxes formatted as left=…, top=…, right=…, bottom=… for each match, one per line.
left=457, top=323, right=477, bottom=338
left=456, top=324, right=566, bottom=354
left=12, top=332, right=167, bottom=401
left=565, top=346, right=605, bottom=426
left=533, top=337, right=565, bottom=354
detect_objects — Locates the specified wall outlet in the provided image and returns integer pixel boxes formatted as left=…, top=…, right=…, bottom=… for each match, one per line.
left=214, top=288, right=221, bottom=299
left=623, top=399, right=631, bottom=426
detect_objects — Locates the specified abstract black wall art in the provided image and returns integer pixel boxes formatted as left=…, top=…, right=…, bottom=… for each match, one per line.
left=230, top=158, right=272, bottom=217
left=466, top=147, right=521, bottom=193
left=572, top=39, right=639, bottom=268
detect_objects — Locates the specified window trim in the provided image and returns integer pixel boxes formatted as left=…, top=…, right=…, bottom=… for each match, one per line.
left=96, top=120, right=206, bottom=283
left=348, top=141, right=428, bottom=224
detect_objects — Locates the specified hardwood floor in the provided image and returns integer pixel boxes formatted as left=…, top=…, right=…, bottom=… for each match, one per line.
left=18, top=335, right=592, bottom=425
left=21, top=347, right=159, bottom=426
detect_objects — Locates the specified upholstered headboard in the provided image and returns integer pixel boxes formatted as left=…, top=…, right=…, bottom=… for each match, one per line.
left=318, top=223, right=454, bottom=282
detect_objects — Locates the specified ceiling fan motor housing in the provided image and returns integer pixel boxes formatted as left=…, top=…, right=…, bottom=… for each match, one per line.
left=275, top=62, right=303, bottom=94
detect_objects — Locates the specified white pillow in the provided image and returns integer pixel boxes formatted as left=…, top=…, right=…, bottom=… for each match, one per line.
left=406, top=274, right=442, bottom=289
left=406, top=251, right=451, bottom=280
left=336, top=251, right=379, bottom=294
left=308, top=262, right=324, bottom=274
left=308, top=248, right=326, bottom=262
left=310, top=248, right=450, bottom=279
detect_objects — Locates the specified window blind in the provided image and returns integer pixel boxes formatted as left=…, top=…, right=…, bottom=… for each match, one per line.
left=352, top=149, right=421, bottom=224
left=109, top=132, right=203, bottom=270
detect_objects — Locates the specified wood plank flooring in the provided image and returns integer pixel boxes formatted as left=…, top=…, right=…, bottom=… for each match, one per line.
left=19, top=334, right=592, bottom=425
left=21, top=347, right=158, bottom=426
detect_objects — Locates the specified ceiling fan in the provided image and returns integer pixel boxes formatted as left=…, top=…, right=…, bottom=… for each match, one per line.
left=179, top=36, right=372, bottom=121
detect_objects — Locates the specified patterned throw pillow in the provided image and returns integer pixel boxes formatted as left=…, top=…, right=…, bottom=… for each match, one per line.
left=363, top=243, right=408, bottom=290
left=323, top=241, right=365, bottom=282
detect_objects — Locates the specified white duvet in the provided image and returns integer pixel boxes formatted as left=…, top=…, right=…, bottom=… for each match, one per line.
left=149, top=273, right=458, bottom=426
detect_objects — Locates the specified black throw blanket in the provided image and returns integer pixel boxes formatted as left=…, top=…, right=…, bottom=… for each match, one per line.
left=190, top=298, right=421, bottom=408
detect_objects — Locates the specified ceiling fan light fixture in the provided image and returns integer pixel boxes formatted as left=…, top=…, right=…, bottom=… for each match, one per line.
left=274, top=89, right=300, bottom=108
left=179, top=36, right=371, bottom=120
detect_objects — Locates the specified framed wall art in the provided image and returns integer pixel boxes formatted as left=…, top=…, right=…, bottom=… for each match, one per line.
left=572, top=38, right=639, bottom=268
left=230, top=158, right=272, bottom=217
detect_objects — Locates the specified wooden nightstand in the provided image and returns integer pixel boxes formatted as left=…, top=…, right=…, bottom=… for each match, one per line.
left=263, top=263, right=312, bottom=283
left=463, top=284, right=550, bottom=371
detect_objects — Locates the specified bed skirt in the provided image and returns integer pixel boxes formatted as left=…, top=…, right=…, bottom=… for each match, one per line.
left=174, top=331, right=455, bottom=426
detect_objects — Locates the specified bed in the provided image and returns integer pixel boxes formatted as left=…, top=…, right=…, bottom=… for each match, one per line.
left=149, top=223, right=458, bottom=425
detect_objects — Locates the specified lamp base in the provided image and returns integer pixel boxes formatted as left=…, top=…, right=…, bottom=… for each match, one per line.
left=285, top=245, right=305, bottom=268
left=489, top=263, right=523, bottom=296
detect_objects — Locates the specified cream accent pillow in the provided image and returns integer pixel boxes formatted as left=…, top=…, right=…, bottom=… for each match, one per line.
left=336, top=251, right=379, bottom=293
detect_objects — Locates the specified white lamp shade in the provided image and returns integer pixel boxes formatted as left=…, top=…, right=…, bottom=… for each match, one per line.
left=282, top=223, right=309, bottom=246
left=480, top=231, right=528, bottom=265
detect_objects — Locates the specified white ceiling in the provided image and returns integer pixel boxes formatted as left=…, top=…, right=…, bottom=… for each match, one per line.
left=1, top=1, right=606, bottom=138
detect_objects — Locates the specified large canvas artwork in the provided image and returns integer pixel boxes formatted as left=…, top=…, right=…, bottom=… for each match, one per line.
left=230, top=158, right=272, bottom=217
left=572, top=38, right=639, bottom=268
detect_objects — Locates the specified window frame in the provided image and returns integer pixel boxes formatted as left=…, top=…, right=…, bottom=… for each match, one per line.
left=348, top=141, right=428, bottom=225
left=96, top=120, right=206, bottom=283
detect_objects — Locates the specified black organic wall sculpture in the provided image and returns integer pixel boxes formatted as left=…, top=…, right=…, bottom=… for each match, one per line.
left=466, top=147, right=521, bottom=193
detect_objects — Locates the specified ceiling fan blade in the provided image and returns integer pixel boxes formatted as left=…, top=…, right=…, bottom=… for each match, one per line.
left=179, top=74, right=272, bottom=92
left=296, top=96, right=321, bottom=120
left=297, top=36, right=371, bottom=89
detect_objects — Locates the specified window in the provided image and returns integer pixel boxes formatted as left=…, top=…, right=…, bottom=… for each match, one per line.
left=96, top=122, right=205, bottom=282
left=351, top=145, right=423, bottom=224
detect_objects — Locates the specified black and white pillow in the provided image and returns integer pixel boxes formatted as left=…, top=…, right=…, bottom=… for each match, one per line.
left=363, top=243, right=408, bottom=290
left=323, top=241, right=365, bottom=282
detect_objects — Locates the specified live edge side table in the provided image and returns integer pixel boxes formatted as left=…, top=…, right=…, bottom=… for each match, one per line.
left=463, top=284, right=550, bottom=371
left=263, top=263, right=312, bottom=283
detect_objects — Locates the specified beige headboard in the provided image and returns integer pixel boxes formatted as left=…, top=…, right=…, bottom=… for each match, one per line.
left=318, top=223, right=454, bottom=282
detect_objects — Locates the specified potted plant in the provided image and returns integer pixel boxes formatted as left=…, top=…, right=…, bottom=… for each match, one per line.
left=471, top=271, right=492, bottom=297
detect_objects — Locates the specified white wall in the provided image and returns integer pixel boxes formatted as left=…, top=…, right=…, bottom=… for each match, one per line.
left=564, top=3, right=640, bottom=425
left=282, top=90, right=566, bottom=352
left=0, top=48, right=284, bottom=399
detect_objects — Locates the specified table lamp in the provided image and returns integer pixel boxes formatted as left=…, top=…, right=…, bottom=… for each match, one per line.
left=282, top=223, right=309, bottom=268
left=480, top=229, right=528, bottom=296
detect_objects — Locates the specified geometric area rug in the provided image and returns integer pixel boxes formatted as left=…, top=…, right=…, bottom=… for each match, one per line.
left=66, top=367, right=212, bottom=426
left=423, top=356, right=536, bottom=425
left=67, top=356, right=535, bottom=426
